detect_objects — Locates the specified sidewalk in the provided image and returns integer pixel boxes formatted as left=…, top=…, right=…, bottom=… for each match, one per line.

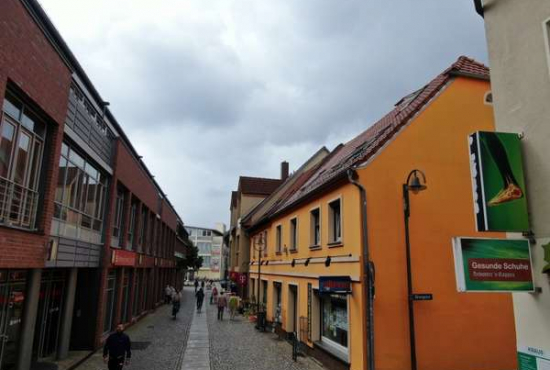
left=207, top=290, right=325, bottom=370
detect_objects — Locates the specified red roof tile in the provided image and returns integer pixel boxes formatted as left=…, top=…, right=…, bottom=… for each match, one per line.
left=269, top=56, right=489, bottom=217
left=238, top=176, right=283, bottom=196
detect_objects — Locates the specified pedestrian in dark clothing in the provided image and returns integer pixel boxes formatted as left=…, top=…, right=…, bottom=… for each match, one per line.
left=103, top=323, right=131, bottom=370
left=194, top=280, right=199, bottom=293
left=201, top=280, right=205, bottom=289
left=196, top=287, right=205, bottom=312
left=172, top=289, right=182, bottom=319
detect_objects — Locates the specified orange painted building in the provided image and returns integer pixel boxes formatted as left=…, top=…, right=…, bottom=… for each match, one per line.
left=244, top=57, right=516, bottom=370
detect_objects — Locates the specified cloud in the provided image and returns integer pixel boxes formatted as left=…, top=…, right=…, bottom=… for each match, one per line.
left=40, top=0, right=488, bottom=227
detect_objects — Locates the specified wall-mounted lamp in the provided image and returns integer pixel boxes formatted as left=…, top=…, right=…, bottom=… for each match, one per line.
left=325, top=256, right=332, bottom=267
left=304, top=258, right=311, bottom=267
left=265, top=261, right=270, bottom=266
left=291, top=259, right=296, bottom=267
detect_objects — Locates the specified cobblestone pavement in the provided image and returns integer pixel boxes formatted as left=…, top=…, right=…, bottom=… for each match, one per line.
left=76, top=287, right=195, bottom=370
left=207, top=289, right=326, bottom=370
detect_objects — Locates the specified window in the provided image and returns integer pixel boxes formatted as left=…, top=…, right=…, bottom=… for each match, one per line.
left=321, top=294, right=348, bottom=352
left=310, top=208, right=321, bottom=247
left=197, top=242, right=211, bottom=254
left=290, top=218, right=298, bottom=251
left=127, top=202, right=137, bottom=250
left=328, top=199, right=342, bottom=244
left=201, top=229, right=212, bottom=237
left=112, top=189, right=125, bottom=241
left=276, top=225, right=282, bottom=253
left=0, top=91, right=46, bottom=229
left=53, top=142, right=108, bottom=243
left=202, top=256, right=211, bottom=268
left=103, top=270, right=117, bottom=333
left=139, top=207, right=148, bottom=249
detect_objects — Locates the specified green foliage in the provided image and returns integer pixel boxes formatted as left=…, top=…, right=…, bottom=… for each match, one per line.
left=542, top=242, right=550, bottom=273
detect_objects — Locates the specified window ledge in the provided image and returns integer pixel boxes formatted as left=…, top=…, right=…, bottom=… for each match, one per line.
left=289, top=249, right=298, bottom=254
left=309, top=245, right=322, bottom=251
left=328, top=241, right=343, bottom=248
left=314, top=340, right=350, bottom=364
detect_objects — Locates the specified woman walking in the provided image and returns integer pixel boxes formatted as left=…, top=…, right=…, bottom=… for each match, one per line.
left=217, top=291, right=227, bottom=320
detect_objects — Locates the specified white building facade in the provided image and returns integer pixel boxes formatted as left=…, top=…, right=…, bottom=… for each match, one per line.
left=186, top=224, right=226, bottom=280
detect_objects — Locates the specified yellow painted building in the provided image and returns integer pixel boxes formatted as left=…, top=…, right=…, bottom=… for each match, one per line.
left=244, top=57, right=517, bottom=370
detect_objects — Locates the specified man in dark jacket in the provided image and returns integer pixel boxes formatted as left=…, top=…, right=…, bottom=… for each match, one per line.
left=103, top=323, right=131, bottom=370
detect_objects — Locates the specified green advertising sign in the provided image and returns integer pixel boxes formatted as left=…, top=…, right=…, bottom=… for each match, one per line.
left=518, top=346, right=550, bottom=370
left=452, top=237, right=534, bottom=292
left=469, top=131, right=529, bottom=232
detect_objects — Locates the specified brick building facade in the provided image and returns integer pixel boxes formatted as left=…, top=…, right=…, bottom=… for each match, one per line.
left=0, top=1, right=190, bottom=369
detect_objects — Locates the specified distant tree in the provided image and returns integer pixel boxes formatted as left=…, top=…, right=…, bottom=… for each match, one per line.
left=176, top=244, right=203, bottom=271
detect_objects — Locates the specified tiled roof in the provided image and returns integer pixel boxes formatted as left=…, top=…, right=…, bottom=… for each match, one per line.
left=239, top=176, right=283, bottom=196
left=267, top=56, right=489, bottom=219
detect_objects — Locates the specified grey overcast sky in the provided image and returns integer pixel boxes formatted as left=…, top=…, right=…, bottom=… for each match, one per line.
left=39, top=0, right=488, bottom=228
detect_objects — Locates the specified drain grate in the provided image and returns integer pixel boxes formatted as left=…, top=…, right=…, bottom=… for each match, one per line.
left=132, top=341, right=152, bottom=350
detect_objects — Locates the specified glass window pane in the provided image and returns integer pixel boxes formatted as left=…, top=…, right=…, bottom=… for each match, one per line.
left=55, top=157, right=67, bottom=203
left=78, top=172, right=88, bottom=211
left=68, top=150, right=84, bottom=169
left=64, top=161, right=77, bottom=206
left=85, top=177, right=97, bottom=216
left=3, top=97, right=21, bottom=120
left=13, top=132, right=30, bottom=185
left=27, top=140, right=42, bottom=191
left=0, top=121, right=16, bottom=178
left=322, top=295, right=348, bottom=348
left=61, top=143, right=69, bottom=156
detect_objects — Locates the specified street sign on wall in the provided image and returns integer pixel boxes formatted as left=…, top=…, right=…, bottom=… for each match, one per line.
left=452, top=237, right=534, bottom=292
left=469, top=131, right=529, bottom=232
left=518, top=346, right=550, bottom=370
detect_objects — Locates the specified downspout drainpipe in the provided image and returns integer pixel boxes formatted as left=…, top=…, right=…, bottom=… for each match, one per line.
left=347, top=168, right=375, bottom=370
left=473, top=0, right=484, bottom=17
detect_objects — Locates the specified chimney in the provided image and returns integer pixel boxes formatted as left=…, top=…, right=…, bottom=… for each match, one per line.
left=281, top=161, right=289, bottom=181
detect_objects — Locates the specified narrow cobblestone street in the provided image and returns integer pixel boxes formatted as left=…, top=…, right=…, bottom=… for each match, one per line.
left=75, top=287, right=325, bottom=370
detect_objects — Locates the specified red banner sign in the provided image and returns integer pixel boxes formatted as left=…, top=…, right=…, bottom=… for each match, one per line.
left=112, top=250, right=136, bottom=267
left=468, top=258, right=532, bottom=282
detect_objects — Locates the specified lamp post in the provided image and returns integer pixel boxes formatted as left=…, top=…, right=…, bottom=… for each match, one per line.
left=403, top=169, right=427, bottom=370
left=253, top=234, right=266, bottom=313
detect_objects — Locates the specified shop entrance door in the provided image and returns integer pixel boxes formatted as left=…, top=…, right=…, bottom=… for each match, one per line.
left=0, top=271, right=27, bottom=370
left=34, top=271, right=65, bottom=360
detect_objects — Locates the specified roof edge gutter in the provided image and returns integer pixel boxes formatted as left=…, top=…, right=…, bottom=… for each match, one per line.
left=474, top=0, right=484, bottom=17
left=347, top=168, right=375, bottom=370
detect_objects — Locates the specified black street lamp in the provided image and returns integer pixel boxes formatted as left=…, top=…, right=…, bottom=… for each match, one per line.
left=403, top=169, right=427, bottom=370
left=253, top=234, right=266, bottom=313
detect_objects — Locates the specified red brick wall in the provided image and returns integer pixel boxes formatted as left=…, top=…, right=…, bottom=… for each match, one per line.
left=115, top=141, right=159, bottom=213
left=0, top=0, right=71, bottom=268
left=162, top=200, right=178, bottom=230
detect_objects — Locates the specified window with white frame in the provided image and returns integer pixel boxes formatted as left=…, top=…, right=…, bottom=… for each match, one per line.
left=310, top=208, right=321, bottom=247
left=290, top=217, right=298, bottom=251
left=276, top=225, right=282, bottom=253
left=321, top=294, right=349, bottom=353
left=328, top=199, right=342, bottom=244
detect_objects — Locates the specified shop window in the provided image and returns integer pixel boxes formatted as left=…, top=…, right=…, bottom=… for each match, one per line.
left=310, top=208, right=321, bottom=247
left=321, top=294, right=348, bottom=353
left=290, top=218, right=298, bottom=251
left=273, top=282, right=282, bottom=324
left=328, top=199, right=342, bottom=244
left=53, top=141, right=108, bottom=244
left=276, top=225, right=282, bottom=253
left=0, top=91, right=46, bottom=230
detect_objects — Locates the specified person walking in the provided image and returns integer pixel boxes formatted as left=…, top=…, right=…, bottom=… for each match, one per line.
left=172, top=289, right=182, bottom=319
left=165, top=285, right=173, bottom=304
left=195, top=287, right=205, bottom=313
left=217, top=291, right=227, bottom=320
left=201, top=280, right=205, bottom=289
left=211, top=285, right=218, bottom=305
left=194, top=279, right=199, bottom=293
left=228, top=294, right=240, bottom=321
left=103, top=323, right=131, bottom=370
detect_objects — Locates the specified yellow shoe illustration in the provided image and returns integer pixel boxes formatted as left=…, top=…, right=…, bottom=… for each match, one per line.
left=488, top=183, right=523, bottom=206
